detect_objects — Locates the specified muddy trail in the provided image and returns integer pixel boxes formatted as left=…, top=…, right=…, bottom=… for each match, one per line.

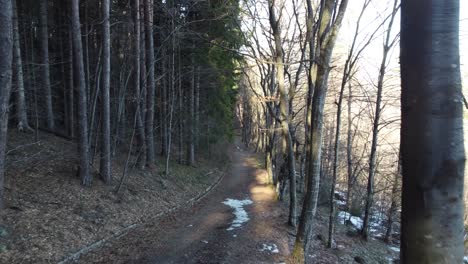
left=80, top=141, right=292, bottom=264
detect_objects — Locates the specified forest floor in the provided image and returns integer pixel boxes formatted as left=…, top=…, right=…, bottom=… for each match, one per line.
left=78, top=137, right=400, bottom=264
left=0, top=129, right=226, bottom=263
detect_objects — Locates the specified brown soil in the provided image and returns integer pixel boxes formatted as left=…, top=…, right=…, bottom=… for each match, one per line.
left=0, top=130, right=224, bottom=263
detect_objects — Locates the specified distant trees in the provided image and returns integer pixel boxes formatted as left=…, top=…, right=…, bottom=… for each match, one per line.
left=400, top=0, right=465, bottom=262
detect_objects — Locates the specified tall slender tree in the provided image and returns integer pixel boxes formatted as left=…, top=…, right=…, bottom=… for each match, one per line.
left=39, top=0, right=54, bottom=130
left=71, top=0, right=91, bottom=186
left=0, top=0, right=13, bottom=209
left=144, top=0, right=156, bottom=167
left=100, top=0, right=112, bottom=183
left=12, top=0, right=30, bottom=132
left=400, top=0, right=465, bottom=262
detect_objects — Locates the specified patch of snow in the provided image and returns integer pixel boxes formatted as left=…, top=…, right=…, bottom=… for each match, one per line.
left=337, top=211, right=363, bottom=230
left=222, top=198, right=253, bottom=231
left=260, top=243, right=279, bottom=254
left=464, top=256, right=468, bottom=264
left=233, top=234, right=237, bottom=238
left=201, top=240, right=208, bottom=244
left=389, top=246, right=400, bottom=253
left=187, top=224, right=193, bottom=227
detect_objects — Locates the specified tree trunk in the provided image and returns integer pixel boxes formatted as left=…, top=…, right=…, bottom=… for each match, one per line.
left=39, top=0, right=54, bottom=130
left=71, top=0, right=91, bottom=186
left=0, top=0, right=13, bottom=209
left=268, top=0, right=297, bottom=228
left=400, top=0, right=464, bottom=262
left=346, top=82, right=353, bottom=218
left=143, top=0, right=155, bottom=167
left=133, top=0, right=146, bottom=168
left=100, top=0, right=112, bottom=183
left=12, top=0, right=30, bottom=132
left=293, top=0, right=348, bottom=260
left=187, top=45, right=196, bottom=166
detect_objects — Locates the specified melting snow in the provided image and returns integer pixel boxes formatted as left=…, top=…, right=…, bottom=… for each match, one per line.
left=260, top=243, right=279, bottom=254
left=337, top=211, right=363, bottom=229
left=222, top=198, right=253, bottom=231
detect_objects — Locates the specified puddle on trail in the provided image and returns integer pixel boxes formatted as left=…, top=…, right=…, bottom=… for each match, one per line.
left=222, top=198, right=253, bottom=231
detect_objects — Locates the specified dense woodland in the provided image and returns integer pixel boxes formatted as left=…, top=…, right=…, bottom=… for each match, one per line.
left=0, top=0, right=466, bottom=263
left=0, top=0, right=241, bottom=192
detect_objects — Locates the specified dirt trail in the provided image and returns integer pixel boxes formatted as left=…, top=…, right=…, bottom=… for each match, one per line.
left=81, top=140, right=291, bottom=264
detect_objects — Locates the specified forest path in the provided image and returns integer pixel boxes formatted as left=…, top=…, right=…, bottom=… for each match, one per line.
left=84, top=138, right=291, bottom=263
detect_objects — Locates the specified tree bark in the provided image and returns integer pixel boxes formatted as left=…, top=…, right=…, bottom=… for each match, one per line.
left=71, top=0, right=91, bottom=186
left=39, top=0, right=54, bottom=130
left=400, top=0, right=465, bottom=262
left=0, top=0, right=13, bottom=209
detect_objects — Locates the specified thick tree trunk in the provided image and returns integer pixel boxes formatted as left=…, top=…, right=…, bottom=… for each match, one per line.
left=0, top=0, right=13, bottom=209
left=100, top=0, right=112, bottom=183
left=12, top=0, right=29, bottom=132
left=400, top=0, right=465, bottom=262
left=71, top=0, right=91, bottom=186
left=39, top=0, right=54, bottom=130
left=143, top=0, right=155, bottom=167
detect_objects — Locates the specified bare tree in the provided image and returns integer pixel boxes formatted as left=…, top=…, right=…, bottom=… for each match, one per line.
left=293, top=0, right=349, bottom=260
left=268, top=0, right=297, bottom=227
left=361, top=0, right=399, bottom=239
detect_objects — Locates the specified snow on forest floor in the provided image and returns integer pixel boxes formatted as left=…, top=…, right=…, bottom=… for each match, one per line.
left=222, top=198, right=253, bottom=231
